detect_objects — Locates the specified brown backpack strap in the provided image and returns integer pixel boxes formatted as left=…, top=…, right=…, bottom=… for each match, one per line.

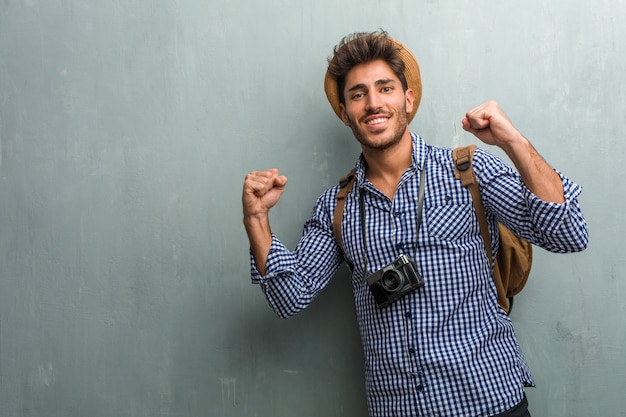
left=333, top=169, right=356, bottom=260
left=453, top=146, right=493, bottom=263
left=453, top=146, right=509, bottom=311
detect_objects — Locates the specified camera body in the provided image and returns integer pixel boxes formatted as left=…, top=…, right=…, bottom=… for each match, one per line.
left=366, top=254, right=424, bottom=308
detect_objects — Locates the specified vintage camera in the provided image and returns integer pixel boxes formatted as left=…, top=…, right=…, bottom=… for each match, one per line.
left=366, top=255, right=424, bottom=308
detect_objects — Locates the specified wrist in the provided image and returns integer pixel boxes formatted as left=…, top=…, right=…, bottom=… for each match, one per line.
left=501, top=133, right=532, bottom=160
left=243, top=211, right=271, bottom=234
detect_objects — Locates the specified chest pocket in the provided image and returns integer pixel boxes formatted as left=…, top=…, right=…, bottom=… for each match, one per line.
left=425, top=179, right=476, bottom=242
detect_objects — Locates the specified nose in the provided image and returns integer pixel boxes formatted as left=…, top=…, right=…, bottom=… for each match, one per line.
left=365, top=91, right=382, bottom=113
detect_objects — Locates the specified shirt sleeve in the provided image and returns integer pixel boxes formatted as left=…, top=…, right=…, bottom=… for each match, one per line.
left=249, top=187, right=344, bottom=318
left=474, top=148, right=589, bottom=254
left=519, top=170, right=589, bottom=253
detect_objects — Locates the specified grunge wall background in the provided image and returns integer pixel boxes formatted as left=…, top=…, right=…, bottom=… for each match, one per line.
left=0, top=1, right=623, bottom=416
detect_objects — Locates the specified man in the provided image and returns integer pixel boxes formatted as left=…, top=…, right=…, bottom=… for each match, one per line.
left=242, top=30, right=588, bottom=417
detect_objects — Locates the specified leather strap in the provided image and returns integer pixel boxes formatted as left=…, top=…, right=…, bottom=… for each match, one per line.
left=453, top=145, right=493, bottom=264
left=333, top=169, right=356, bottom=261
left=453, top=146, right=509, bottom=310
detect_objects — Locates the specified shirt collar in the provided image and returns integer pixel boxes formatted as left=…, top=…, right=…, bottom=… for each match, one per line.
left=354, top=132, right=427, bottom=186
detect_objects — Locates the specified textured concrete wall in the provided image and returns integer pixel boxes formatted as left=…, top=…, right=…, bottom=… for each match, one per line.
left=0, top=1, right=623, bottom=416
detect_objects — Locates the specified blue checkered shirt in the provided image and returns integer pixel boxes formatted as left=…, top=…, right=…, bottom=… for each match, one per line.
left=250, top=133, right=588, bottom=417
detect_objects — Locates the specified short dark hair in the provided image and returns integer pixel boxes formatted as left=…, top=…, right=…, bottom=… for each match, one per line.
left=327, top=30, right=408, bottom=104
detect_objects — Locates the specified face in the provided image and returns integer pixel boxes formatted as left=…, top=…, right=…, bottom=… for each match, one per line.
left=339, top=60, right=415, bottom=152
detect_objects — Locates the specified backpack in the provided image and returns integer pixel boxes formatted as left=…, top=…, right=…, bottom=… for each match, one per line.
left=452, top=145, right=533, bottom=313
left=331, top=146, right=532, bottom=314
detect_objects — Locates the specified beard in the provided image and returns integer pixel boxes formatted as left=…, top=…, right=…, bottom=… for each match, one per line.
left=347, top=107, right=410, bottom=152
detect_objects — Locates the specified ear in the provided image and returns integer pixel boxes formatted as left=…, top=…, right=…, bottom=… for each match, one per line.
left=404, top=88, right=415, bottom=115
left=339, top=103, right=352, bottom=127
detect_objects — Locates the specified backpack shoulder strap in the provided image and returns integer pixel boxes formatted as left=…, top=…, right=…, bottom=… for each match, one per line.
left=452, top=145, right=494, bottom=265
left=333, top=169, right=356, bottom=259
left=453, top=146, right=511, bottom=311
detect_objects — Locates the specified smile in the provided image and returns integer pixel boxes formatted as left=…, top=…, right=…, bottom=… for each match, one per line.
left=366, top=117, right=389, bottom=125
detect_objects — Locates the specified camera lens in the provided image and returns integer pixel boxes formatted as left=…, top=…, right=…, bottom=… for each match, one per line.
left=381, top=270, right=404, bottom=292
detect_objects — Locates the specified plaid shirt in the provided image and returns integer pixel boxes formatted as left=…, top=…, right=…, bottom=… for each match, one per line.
left=251, top=133, right=588, bottom=417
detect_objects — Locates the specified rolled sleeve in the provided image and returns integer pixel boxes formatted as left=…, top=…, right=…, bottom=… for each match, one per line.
left=250, top=234, right=296, bottom=284
left=522, top=171, right=588, bottom=252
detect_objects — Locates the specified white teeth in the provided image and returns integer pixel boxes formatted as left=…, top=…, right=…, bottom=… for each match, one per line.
left=367, top=118, right=387, bottom=125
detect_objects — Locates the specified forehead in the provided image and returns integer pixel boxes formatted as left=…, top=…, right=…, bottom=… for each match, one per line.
left=344, top=59, right=400, bottom=90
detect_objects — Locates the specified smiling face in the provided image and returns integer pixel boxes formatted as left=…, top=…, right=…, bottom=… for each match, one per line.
left=339, top=59, right=415, bottom=152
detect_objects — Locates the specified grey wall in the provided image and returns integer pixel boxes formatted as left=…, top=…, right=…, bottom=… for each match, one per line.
left=0, top=1, right=623, bottom=416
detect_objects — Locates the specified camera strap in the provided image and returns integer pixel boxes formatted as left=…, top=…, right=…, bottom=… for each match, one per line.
left=359, top=167, right=426, bottom=275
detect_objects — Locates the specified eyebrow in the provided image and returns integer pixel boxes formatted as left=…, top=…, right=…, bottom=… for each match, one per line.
left=346, top=78, right=396, bottom=93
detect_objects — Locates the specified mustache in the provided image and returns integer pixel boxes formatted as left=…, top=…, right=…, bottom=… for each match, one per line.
left=361, top=109, right=392, bottom=122
left=365, top=107, right=387, bottom=116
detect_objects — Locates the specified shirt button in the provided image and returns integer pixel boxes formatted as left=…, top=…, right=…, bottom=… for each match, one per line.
left=408, top=347, right=416, bottom=355
left=417, top=384, right=424, bottom=391
left=405, top=311, right=412, bottom=318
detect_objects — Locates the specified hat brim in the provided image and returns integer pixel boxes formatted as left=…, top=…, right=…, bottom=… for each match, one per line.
left=324, top=38, right=422, bottom=124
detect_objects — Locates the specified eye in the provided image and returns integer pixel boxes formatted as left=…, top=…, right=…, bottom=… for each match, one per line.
left=381, top=86, right=393, bottom=93
left=351, top=92, right=366, bottom=100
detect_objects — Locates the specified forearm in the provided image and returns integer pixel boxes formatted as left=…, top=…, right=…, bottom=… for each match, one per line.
left=501, top=134, right=565, bottom=204
left=244, top=213, right=273, bottom=276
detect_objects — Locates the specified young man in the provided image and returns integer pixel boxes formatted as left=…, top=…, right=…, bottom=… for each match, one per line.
left=242, top=31, right=588, bottom=417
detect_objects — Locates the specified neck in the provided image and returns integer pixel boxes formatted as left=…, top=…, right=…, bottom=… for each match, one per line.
left=362, top=131, right=413, bottom=198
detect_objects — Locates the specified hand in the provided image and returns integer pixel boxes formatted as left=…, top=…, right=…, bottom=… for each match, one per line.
left=463, top=101, right=565, bottom=203
left=242, top=169, right=288, bottom=219
left=242, top=169, right=288, bottom=274
left=461, top=100, right=524, bottom=150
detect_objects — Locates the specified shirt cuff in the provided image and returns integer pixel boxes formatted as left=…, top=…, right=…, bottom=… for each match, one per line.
left=250, top=234, right=296, bottom=284
left=523, top=171, right=583, bottom=233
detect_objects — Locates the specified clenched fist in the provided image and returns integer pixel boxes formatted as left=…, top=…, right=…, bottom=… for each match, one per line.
left=242, top=169, right=288, bottom=275
left=242, top=168, right=288, bottom=219
left=461, top=100, right=524, bottom=150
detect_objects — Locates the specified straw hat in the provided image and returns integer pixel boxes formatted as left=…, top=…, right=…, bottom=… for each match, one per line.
left=323, top=37, right=422, bottom=124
